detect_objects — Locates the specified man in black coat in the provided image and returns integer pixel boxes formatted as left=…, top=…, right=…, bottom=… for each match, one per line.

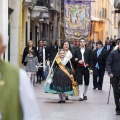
left=43, top=40, right=50, bottom=79
left=106, top=40, right=120, bottom=115
left=48, top=40, right=58, bottom=66
left=37, top=40, right=48, bottom=83
left=71, top=39, right=80, bottom=69
left=93, top=41, right=107, bottom=90
left=74, top=38, right=93, bottom=101
left=104, top=40, right=113, bottom=59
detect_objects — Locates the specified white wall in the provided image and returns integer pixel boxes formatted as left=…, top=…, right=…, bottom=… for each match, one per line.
left=0, top=0, right=8, bottom=60
left=9, top=0, right=20, bottom=66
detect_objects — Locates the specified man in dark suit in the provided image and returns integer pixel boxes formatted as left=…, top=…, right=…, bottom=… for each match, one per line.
left=93, top=41, right=107, bottom=90
left=37, top=40, right=48, bottom=83
left=43, top=40, right=50, bottom=79
left=49, top=40, right=58, bottom=66
left=104, top=40, right=113, bottom=59
left=71, top=39, right=80, bottom=69
left=74, top=38, right=93, bottom=101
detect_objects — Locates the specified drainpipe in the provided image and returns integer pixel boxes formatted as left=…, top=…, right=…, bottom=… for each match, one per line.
left=19, top=0, right=23, bottom=66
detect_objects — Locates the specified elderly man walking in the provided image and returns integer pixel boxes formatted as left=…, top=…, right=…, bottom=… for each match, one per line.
left=106, top=40, right=120, bottom=115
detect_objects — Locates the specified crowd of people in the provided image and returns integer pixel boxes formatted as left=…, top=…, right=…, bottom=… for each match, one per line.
left=22, top=37, right=120, bottom=115
left=0, top=31, right=120, bottom=119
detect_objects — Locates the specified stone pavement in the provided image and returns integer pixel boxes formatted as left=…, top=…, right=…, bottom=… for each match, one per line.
left=34, top=72, right=120, bottom=120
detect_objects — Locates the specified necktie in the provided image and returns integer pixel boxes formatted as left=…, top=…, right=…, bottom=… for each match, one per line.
left=95, top=48, right=103, bottom=69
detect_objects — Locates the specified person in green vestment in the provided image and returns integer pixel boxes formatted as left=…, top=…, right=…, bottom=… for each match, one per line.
left=0, top=34, right=41, bottom=120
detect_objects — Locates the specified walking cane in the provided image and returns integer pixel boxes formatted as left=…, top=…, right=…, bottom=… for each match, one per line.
left=107, top=84, right=112, bottom=104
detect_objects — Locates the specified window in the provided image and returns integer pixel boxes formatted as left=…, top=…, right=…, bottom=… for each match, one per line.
left=114, top=13, right=116, bottom=27
left=99, top=11, right=102, bottom=18
left=102, top=8, right=107, bottom=19
left=97, top=10, right=99, bottom=17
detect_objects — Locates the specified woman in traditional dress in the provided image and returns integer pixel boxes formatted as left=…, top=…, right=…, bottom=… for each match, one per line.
left=50, top=49, right=74, bottom=103
left=44, top=48, right=74, bottom=103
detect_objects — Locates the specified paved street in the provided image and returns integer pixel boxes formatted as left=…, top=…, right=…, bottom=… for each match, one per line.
left=34, top=72, right=120, bottom=120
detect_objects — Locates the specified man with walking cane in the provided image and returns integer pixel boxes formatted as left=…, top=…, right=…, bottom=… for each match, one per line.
left=106, top=40, right=120, bottom=115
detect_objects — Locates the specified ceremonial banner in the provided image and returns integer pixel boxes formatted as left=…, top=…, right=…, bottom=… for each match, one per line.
left=64, top=0, right=91, bottom=39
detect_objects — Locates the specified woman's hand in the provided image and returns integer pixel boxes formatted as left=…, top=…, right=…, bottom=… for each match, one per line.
left=88, top=68, right=93, bottom=74
left=70, top=75, right=73, bottom=78
left=75, top=58, right=78, bottom=61
left=79, top=60, right=84, bottom=64
left=89, top=70, right=93, bottom=74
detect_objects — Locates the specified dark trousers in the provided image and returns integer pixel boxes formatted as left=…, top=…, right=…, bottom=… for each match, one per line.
left=77, top=66, right=89, bottom=86
left=111, top=76, right=120, bottom=111
left=93, top=67, right=105, bottom=89
left=37, top=69, right=43, bottom=83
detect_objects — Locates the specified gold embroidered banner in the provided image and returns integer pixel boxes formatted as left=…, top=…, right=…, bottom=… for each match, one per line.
left=64, top=0, right=91, bottom=39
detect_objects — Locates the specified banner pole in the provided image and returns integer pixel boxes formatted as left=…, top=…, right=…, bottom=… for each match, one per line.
left=58, top=0, right=61, bottom=49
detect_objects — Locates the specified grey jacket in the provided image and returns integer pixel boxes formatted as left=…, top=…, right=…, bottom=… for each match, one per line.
left=24, top=56, right=39, bottom=72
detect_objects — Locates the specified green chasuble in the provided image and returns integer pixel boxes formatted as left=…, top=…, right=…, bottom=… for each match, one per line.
left=0, top=61, right=23, bottom=120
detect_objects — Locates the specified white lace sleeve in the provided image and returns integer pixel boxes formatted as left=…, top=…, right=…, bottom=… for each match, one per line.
left=62, top=50, right=72, bottom=65
left=19, top=69, right=42, bottom=120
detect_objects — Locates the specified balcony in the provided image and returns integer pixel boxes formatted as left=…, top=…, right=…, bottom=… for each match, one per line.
left=114, top=0, right=120, bottom=9
left=31, top=6, right=48, bottom=19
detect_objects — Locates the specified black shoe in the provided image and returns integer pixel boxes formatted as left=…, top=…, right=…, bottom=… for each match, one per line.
left=58, top=101, right=62, bottom=103
left=98, top=88, right=102, bottom=90
left=93, top=87, right=97, bottom=90
left=83, top=96, right=87, bottom=100
left=78, top=98, right=84, bottom=101
left=36, top=81, right=39, bottom=83
left=39, top=80, right=41, bottom=84
left=66, top=96, right=69, bottom=100
left=116, top=110, right=120, bottom=115
left=62, top=101, right=66, bottom=103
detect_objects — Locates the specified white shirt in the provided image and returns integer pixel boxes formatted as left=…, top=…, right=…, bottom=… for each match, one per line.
left=80, top=47, right=85, bottom=62
left=107, top=45, right=110, bottom=50
left=19, top=69, right=42, bottom=120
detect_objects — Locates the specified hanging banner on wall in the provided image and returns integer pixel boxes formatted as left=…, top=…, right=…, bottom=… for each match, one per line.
left=64, top=0, right=91, bottom=39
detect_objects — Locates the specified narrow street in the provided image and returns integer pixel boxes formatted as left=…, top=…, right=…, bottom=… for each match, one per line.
left=34, top=72, right=120, bottom=120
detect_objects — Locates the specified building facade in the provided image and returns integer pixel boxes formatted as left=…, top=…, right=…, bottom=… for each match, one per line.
left=114, top=0, right=120, bottom=38
left=89, top=0, right=118, bottom=43
left=8, top=0, right=63, bottom=66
